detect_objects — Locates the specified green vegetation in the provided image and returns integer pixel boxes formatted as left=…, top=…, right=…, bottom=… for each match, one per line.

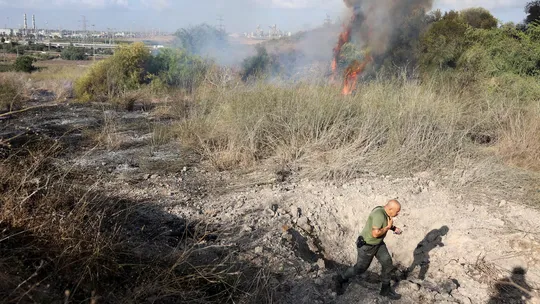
left=75, top=42, right=209, bottom=103
left=150, top=48, right=208, bottom=92
left=61, top=45, right=88, bottom=60
left=240, top=46, right=281, bottom=81
left=173, top=23, right=228, bottom=55
left=525, top=0, right=540, bottom=24
left=12, top=55, right=36, bottom=73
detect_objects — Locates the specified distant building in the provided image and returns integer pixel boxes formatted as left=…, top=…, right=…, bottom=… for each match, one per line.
left=0, top=28, right=19, bottom=36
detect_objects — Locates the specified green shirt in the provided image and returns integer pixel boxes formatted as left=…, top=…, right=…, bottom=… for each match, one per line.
left=360, top=206, right=389, bottom=245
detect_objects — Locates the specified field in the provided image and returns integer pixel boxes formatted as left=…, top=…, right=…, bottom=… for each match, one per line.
left=2, top=6, right=540, bottom=303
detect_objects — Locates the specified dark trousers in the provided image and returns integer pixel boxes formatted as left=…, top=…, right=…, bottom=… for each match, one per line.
left=342, top=242, right=393, bottom=284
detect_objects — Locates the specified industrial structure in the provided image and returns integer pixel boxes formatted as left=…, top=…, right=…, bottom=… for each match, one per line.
left=244, top=24, right=292, bottom=40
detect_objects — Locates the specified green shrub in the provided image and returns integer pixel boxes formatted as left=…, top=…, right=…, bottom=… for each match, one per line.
left=240, top=46, right=281, bottom=81
left=61, top=46, right=88, bottom=60
left=420, top=12, right=469, bottom=70
left=150, top=48, right=208, bottom=92
left=75, top=42, right=150, bottom=101
left=12, top=55, right=36, bottom=73
left=174, top=24, right=228, bottom=55
left=460, top=7, right=498, bottom=29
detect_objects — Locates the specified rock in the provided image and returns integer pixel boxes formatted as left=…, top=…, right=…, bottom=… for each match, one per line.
left=282, top=231, right=293, bottom=242
left=428, top=180, right=436, bottom=188
left=466, top=204, right=475, bottom=212
left=314, top=278, right=323, bottom=285
left=451, top=289, right=472, bottom=304
left=441, top=279, right=459, bottom=294
left=254, top=246, right=263, bottom=254
left=143, top=173, right=151, bottom=180
left=316, top=259, right=325, bottom=270
left=297, top=217, right=313, bottom=233
left=499, top=200, right=507, bottom=207
left=290, top=205, right=301, bottom=218
left=398, top=280, right=420, bottom=292
left=412, top=186, right=423, bottom=194
left=307, top=239, right=319, bottom=253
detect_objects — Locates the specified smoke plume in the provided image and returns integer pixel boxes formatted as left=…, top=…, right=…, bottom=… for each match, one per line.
left=343, top=0, right=433, bottom=56
left=331, top=0, right=433, bottom=93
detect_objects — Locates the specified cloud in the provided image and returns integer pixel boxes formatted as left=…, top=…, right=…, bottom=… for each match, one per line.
left=0, top=0, right=130, bottom=9
left=434, top=0, right=527, bottom=10
left=140, top=0, right=171, bottom=10
left=253, top=0, right=338, bottom=9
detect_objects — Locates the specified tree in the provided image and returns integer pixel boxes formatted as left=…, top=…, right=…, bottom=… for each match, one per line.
left=525, top=1, right=540, bottom=25
left=13, top=55, right=36, bottom=73
left=461, top=8, right=498, bottom=29
left=173, top=24, right=228, bottom=56
left=1, top=37, right=5, bottom=43
left=420, top=11, right=469, bottom=69
left=61, top=46, right=88, bottom=60
left=240, top=46, right=281, bottom=81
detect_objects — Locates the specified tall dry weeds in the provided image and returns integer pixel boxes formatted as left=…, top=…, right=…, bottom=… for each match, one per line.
left=162, top=76, right=539, bottom=183
left=0, top=73, right=28, bottom=112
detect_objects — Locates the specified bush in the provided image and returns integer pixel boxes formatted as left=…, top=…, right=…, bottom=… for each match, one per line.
left=75, top=42, right=151, bottom=101
left=420, top=11, right=469, bottom=70
left=12, top=55, right=36, bottom=73
left=0, top=74, right=25, bottom=112
left=240, top=46, right=281, bottom=81
left=150, top=48, right=209, bottom=92
left=61, top=46, right=88, bottom=60
left=174, top=24, right=228, bottom=55
left=460, top=8, right=498, bottom=29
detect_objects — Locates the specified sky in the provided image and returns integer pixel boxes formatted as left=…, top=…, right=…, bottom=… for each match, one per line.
left=0, top=0, right=530, bottom=33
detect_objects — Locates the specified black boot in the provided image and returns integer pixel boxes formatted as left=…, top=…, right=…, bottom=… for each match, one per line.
left=333, top=274, right=348, bottom=296
left=379, top=282, right=401, bottom=300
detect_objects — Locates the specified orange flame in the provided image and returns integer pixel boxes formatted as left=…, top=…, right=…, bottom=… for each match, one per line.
left=331, top=17, right=355, bottom=82
left=342, top=55, right=372, bottom=95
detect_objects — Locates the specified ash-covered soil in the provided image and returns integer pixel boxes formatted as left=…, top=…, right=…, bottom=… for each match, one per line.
left=2, top=101, right=539, bottom=304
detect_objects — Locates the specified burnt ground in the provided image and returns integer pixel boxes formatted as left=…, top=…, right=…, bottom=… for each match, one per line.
left=2, top=100, right=540, bottom=304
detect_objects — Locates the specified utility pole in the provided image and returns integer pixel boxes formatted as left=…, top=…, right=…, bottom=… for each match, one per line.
left=79, top=15, right=88, bottom=43
left=91, top=24, right=95, bottom=61
left=217, top=15, right=225, bottom=32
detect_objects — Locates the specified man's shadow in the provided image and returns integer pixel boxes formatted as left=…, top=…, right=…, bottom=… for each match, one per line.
left=488, top=267, right=533, bottom=304
left=405, top=225, right=449, bottom=280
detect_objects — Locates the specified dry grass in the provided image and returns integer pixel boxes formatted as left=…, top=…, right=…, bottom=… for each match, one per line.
left=498, top=104, right=540, bottom=171
left=0, top=141, right=274, bottom=303
left=0, top=73, right=28, bottom=112
left=0, top=60, right=89, bottom=104
left=156, top=76, right=540, bottom=184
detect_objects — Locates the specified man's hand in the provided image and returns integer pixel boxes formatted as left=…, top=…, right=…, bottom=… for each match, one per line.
left=394, top=227, right=403, bottom=235
left=386, top=217, right=393, bottom=230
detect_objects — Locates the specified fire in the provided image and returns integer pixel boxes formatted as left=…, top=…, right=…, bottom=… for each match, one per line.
left=331, top=18, right=355, bottom=82
left=342, top=55, right=372, bottom=95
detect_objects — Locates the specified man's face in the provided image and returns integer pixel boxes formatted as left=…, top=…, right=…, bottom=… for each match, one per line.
left=389, top=206, right=401, bottom=217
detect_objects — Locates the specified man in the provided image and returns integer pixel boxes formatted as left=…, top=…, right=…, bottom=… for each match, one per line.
left=334, top=199, right=403, bottom=300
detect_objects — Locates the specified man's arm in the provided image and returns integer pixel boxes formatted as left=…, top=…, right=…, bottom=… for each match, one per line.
left=372, top=217, right=393, bottom=238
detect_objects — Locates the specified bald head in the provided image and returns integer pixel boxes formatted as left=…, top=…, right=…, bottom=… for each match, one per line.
left=384, top=199, right=401, bottom=217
